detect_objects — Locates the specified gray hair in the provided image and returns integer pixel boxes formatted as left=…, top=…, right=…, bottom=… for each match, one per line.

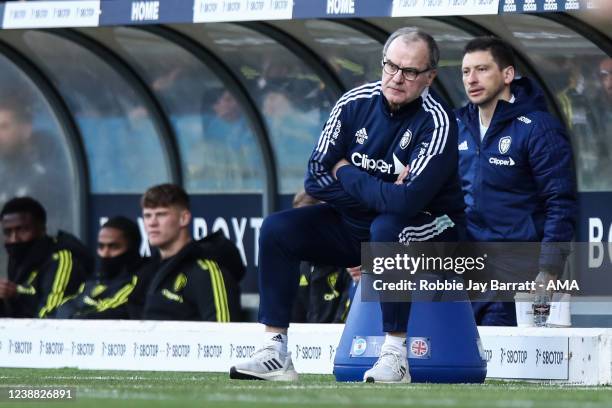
left=382, top=28, right=439, bottom=69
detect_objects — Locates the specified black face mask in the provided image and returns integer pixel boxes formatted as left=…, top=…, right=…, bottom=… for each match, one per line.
left=5, top=241, right=37, bottom=265
left=97, top=250, right=139, bottom=280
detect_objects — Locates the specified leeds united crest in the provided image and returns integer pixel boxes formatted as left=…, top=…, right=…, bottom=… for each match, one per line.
left=499, top=136, right=512, bottom=154
left=400, top=129, right=412, bottom=150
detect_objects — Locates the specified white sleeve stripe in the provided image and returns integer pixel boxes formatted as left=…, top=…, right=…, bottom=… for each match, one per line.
left=309, top=86, right=382, bottom=188
left=410, top=94, right=449, bottom=177
left=411, top=104, right=440, bottom=175
left=425, top=94, right=450, bottom=154
left=314, top=82, right=381, bottom=152
left=424, top=96, right=443, bottom=155
left=316, top=87, right=381, bottom=157
left=311, top=85, right=381, bottom=176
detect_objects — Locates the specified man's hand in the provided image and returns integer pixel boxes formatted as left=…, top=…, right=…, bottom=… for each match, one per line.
left=332, top=159, right=350, bottom=179
left=395, top=165, right=410, bottom=185
left=346, top=265, right=362, bottom=283
left=533, top=270, right=556, bottom=297
left=0, top=279, right=17, bottom=299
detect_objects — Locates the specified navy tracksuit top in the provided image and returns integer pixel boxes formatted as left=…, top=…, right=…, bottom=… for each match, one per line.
left=304, top=81, right=465, bottom=232
left=455, top=77, right=576, bottom=273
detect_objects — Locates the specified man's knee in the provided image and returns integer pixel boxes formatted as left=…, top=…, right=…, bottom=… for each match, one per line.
left=260, top=211, right=296, bottom=243
left=370, top=214, right=403, bottom=242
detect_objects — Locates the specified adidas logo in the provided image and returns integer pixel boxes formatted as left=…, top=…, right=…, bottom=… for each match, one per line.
left=517, top=116, right=532, bottom=124
left=355, top=128, right=368, bottom=145
left=270, top=334, right=284, bottom=343
left=458, top=140, right=468, bottom=151
left=262, top=358, right=283, bottom=371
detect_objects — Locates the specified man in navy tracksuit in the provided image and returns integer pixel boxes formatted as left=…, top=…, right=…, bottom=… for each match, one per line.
left=456, top=37, right=576, bottom=325
left=231, top=29, right=465, bottom=383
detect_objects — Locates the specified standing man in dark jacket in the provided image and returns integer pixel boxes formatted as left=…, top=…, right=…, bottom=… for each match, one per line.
left=139, top=183, right=242, bottom=321
left=0, top=197, right=90, bottom=318
left=55, top=216, right=145, bottom=319
left=456, top=37, right=576, bottom=325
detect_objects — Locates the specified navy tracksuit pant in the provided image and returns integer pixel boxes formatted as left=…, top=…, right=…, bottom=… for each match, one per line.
left=258, top=203, right=462, bottom=332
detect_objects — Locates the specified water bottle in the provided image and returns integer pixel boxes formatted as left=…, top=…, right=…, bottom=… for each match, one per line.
left=532, top=293, right=550, bottom=327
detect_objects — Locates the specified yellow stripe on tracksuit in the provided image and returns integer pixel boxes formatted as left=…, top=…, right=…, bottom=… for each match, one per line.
left=39, top=250, right=72, bottom=318
left=97, top=276, right=138, bottom=312
left=197, top=259, right=229, bottom=322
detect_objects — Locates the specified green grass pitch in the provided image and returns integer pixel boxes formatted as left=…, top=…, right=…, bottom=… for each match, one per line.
left=0, top=368, right=610, bottom=408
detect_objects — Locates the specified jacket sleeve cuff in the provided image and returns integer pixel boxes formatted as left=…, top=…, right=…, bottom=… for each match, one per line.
left=539, top=242, right=570, bottom=276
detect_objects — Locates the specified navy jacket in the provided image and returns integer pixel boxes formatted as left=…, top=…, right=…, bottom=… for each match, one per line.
left=305, top=81, right=465, bottom=231
left=455, top=77, right=576, bottom=274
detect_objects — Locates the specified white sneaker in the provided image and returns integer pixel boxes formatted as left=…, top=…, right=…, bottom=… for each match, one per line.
left=363, top=346, right=410, bottom=383
left=229, top=346, right=299, bottom=381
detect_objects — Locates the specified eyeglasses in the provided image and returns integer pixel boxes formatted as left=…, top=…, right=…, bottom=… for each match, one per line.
left=600, top=70, right=611, bottom=78
left=382, top=59, right=432, bottom=81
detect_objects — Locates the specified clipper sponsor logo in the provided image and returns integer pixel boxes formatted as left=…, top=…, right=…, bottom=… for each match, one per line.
left=198, top=344, right=223, bottom=359
left=503, top=0, right=517, bottom=12
left=295, top=345, right=322, bottom=360
left=352, top=152, right=391, bottom=174
left=400, top=129, right=412, bottom=150
left=326, top=0, right=355, bottom=15
left=499, top=136, right=512, bottom=154
left=131, top=1, right=160, bottom=21
left=489, top=156, right=515, bottom=166
left=355, top=128, right=368, bottom=144
left=458, top=140, right=468, bottom=151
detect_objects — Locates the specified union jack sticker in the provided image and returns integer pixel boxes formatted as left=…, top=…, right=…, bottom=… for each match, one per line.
left=408, top=337, right=431, bottom=359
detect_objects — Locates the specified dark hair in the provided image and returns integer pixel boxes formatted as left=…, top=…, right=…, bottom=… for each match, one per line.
left=0, top=196, right=46, bottom=227
left=383, top=28, right=440, bottom=69
left=102, top=216, right=141, bottom=252
left=141, top=183, right=190, bottom=210
left=463, top=36, right=515, bottom=70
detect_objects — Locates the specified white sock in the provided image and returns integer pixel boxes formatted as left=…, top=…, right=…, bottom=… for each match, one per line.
left=263, top=332, right=288, bottom=354
left=383, top=334, right=407, bottom=357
